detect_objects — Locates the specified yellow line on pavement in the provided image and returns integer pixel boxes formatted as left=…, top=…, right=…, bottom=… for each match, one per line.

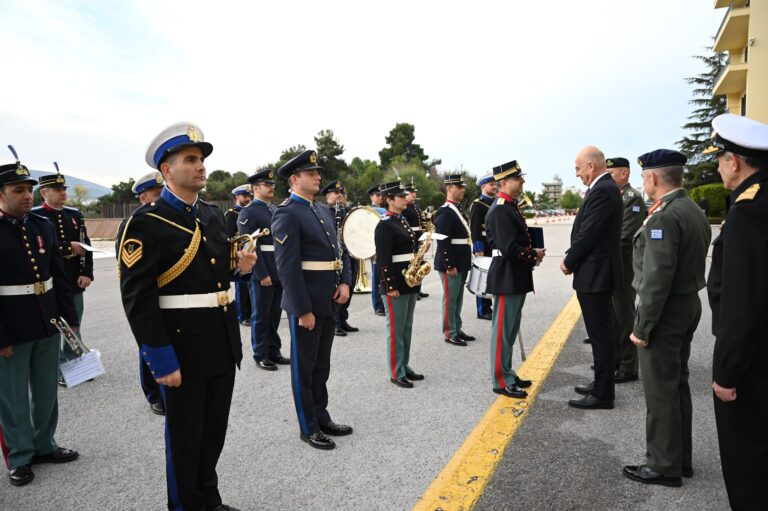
left=413, top=294, right=582, bottom=511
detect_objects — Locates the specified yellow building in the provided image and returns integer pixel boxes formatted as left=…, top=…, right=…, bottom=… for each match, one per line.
left=713, top=0, right=768, bottom=122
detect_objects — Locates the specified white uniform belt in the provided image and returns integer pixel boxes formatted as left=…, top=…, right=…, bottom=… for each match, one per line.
left=492, top=249, right=503, bottom=257
left=481, top=230, right=487, bottom=236
left=411, top=226, right=422, bottom=232
left=0, top=278, right=53, bottom=296
left=260, top=245, right=275, bottom=252
left=392, top=253, right=414, bottom=263
left=158, top=287, right=235, bottom=309
left=301, top=260, right=342, bottom=271
left=451, top=238, right=470, bottom=245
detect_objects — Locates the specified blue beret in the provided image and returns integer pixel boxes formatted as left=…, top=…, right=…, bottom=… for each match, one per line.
left=277, top=150, right=323, bottom=178
left=637, top=149, right=687, bottom=170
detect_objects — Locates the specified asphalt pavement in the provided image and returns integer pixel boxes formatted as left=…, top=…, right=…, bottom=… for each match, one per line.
left=0, top=221, right=730, bottom=510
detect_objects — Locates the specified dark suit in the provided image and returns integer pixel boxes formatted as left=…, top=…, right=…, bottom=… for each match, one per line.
left=564, top=173, right=623, bottom=401
left=271, top=194, right=352, bottom=435
left=707, top=170, right=768, bottom=510
left=118, top=188, right=242, bottom=510
left=238, top=199, right=283, bottom=361
left=224, top=205, right=251, bottom=323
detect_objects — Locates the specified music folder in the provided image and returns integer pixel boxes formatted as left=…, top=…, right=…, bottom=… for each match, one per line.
left=528, top=227, right=544, bottom=249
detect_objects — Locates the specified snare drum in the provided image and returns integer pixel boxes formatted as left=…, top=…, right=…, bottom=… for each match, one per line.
left=466, top=256, right=492, bottom=299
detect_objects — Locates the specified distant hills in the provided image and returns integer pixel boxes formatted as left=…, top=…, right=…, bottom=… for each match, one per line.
left=29, top=170, right=112, bottom=201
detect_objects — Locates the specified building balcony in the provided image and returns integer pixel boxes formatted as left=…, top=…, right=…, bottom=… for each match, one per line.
left=713, top=2, right=750, bottom=52
left=713, top=60, right=748, bottom=95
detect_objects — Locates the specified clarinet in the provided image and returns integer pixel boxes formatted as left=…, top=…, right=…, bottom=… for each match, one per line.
left=334, top=201, right=344, bottom=286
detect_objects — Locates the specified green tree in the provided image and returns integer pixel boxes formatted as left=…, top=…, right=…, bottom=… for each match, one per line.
left=273, top=144, right=307, bottom=199
left=379, top=123, right=436, bottom=169
left=677, top=47, right=727, bottom=188
left=560, top=189, right=582, bottom=210
left=315, top=129, right=348, bottom=184
left=344, top=157, right=383, bottom=205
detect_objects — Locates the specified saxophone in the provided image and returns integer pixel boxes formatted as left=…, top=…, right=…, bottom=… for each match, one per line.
left=403, top=226, right=433, bottom=288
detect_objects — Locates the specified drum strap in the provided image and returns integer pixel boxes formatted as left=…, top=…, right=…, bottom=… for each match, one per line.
left=446, top=202, right=472, bottom=242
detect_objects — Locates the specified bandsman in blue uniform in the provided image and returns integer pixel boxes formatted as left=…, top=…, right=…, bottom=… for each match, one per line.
left=433, top=174, right=475, bottom=346
left=605, top=157, right=646, bottom=383
left=623, top=149, right=710, bottom=488
left=469, top=172, right=496, bottom=320
left=116, top=170, right=166, bottom=416
left=0, top=148, right=79, bottom=487
left=272, top=150, right=353, bottom=450
left=403, top=181, right=429, bottom=300
left=367, top=184, right=386, bottom=316
left=32, top=166, right=94, bottom=385
left=485, top=161, right=544, bottom=398
left=375, top=181, right=425, bottom=388
left=705, top=114, right=768, bottom=509
left=225, top=184, right=253, bottom=327
left=118, top=122, right=255, bottom=510
left=239, top=168, right=289, bottom=371
left=322, top=180, right=359, bottom=336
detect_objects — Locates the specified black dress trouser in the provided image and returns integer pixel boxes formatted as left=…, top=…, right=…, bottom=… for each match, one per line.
left=577, top=291, right=615, bottom=401
left=161, top=371, right=235, bottom=511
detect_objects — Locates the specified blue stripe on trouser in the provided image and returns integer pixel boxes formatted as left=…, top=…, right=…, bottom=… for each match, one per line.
left=289, top=314, right=309, bottom=434
left=234, top=280, right=244, bottom=321
left=248, top=280, right=260, bottom=354
left=159, top=386, right=182, bottom=511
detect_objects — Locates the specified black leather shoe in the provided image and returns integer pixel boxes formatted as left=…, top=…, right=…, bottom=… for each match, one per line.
left=682, top=466, right=693, bottom=478
left=514, top=377, right=532, bottom=388
left=477, top=313, right=493, bottom=320
left=613, top=370, right=639, bottom=383
left=255, top=358, right=278, bottom=371
left=574, top=381, right=595, bottom=396
left=32, top=447, right=79, bottom=464
left=58, top=377, right=67, bottom=388
left=319, top=421, right=353, bottom=436
left=239, top=319, right=251, bottom=327
left=208, top=505, right=241, bottom=511
left=405, top=371, right=424, bottom=381
left=150, top=401, right=165, bottom=416
left=418, top=291, right=429, bottom=298
left=391, top=377, right=414, bottom=388
left=622, top=465, right=682, bottom=487
left=334, top=327, right=347, bottom=336
left=9, top=465, right=34, bottom=486
left=493, top=385, right=528, bottom=398
left=444, top=337, right=467, bottom=346
left=457, top=330, right=476, bottom=341
left=270, top=354, right=290, bottom=365
left=375, top=309, right=386, bottom=317
left=568, top=395, right=614, bottom=409
left=582, top=337, right=591, bottom=344
left=300, top=431, right=336, bottom=450
left=341, top=321, right=359, bottom=332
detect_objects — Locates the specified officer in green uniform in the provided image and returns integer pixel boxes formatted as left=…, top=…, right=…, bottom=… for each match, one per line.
left=606, top=157, right=646, bottom=382
left=0, top=146, right=79, bottom=486
left=374, top=181, right=424, bottom=388
left=485, top=161, right=544, bottom=398
left=705, top=113, right=768, bottom=510
left=622, top=149, right=711, bottom=487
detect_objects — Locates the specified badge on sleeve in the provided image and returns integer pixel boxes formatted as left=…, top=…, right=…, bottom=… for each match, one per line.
left=275, top=234, right=288, bottom=245
left=121, top=239, right=143, bottom=267
left=632, top=205, right=641, bottom=213
left=650, top=229, right=664, bottom=240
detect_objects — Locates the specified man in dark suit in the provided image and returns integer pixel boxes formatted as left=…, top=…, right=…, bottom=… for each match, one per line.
left=561, top=146, right=623, bottom=409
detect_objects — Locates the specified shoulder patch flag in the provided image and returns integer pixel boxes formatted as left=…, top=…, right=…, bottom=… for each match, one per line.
left=632, top=205, right=641, bottom=213
left=650, top=229, right=664, bottom=240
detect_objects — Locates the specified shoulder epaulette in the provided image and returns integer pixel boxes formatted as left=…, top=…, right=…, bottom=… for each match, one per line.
left=63, top=206, right=83, bottom=214
left=440, top=203, right=449, bottom=208
left=28, top=212, right=50, bottom=222
left=277, top=198, right=292, bottom=208
left=199, top=198, right=213, bottom=206
left=735, top=183, right=760, bottom=203
left=497, top=198, right=505, bottom=205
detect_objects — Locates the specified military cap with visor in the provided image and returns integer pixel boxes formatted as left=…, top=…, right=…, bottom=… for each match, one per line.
left=379, top=181, right=407, bottom=197
left=145, top=122, right=213, bottom=170
left=0, top=145, right=37, bottom=187
left=492, top=160, right=524, bottom=181
left=703, top=113, right=768, bottom=159
left=320, top=180, right=346, bottom=195
left=247, top=168, right=276, bottom=185
left=277, top=150, right=324, bottom=178
left=132, top=171, right=164, bottom=195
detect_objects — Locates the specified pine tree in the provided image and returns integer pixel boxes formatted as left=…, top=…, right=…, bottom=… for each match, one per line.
left=677, top=49, right=728, bottom=188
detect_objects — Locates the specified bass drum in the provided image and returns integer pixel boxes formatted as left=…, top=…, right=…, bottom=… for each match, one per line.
left=467, top=256, right=492, bottom=299
left=340, top=206, right=382, bottom=260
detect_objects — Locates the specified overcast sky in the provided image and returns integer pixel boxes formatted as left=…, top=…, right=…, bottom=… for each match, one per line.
left=0, top=0, right=723, bottom=193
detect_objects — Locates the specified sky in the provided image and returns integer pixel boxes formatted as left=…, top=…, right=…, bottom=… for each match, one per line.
left=0, top=0, right=724, bottom=194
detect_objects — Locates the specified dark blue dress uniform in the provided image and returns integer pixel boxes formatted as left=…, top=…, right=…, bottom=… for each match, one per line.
left=0, top=158, right=78, bottom=480
left=403, top=183, right=429, bottom=301
left=239, top=171, right=284, bottom=366
left=705, top=113, right=768, bottom=510
left=374, top=182, right=422, bottom=388
left=433, top=175, right=473, bottom=344
left=485, top=163, right=537, bottom=398
left=367, top=184, right=387, bottom=315
left=119, top=123, right=242, bottom=510
left=225, top=186, right=252, bottom=325
left=271, top=150, right=352, bottom=449
left=469, top=178, right=494, bottom=318
left=31, top=173, right=94, bottom=371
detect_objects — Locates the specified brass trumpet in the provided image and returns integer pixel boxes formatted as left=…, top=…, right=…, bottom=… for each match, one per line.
left=230, top=228, right=269, bottom=270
